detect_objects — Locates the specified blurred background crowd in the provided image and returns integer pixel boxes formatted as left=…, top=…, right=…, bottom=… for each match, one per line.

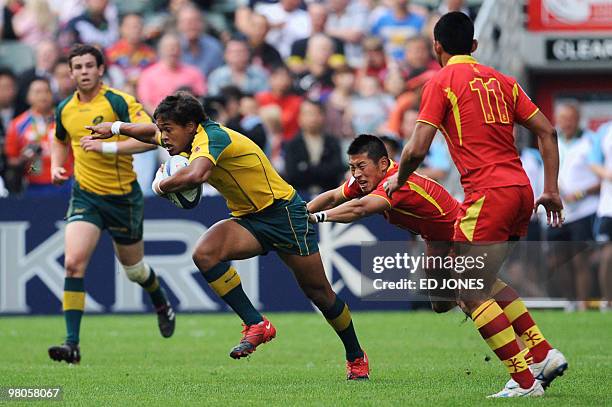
left=0, top=0, right=610, bottom=308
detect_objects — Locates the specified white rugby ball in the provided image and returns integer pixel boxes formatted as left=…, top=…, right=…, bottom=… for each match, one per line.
left=162, top=155, right=202, bottom=209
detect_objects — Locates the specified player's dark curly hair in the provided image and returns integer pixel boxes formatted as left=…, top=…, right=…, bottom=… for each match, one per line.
left=434, top=12, right=474, bottom=55
left=154, top=91, right=208, bottom=126
left=68, top=44, right=105, bottom=68
left=347, top=134, right=389, bottom=163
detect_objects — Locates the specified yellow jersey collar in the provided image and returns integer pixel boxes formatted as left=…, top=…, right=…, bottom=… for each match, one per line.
left=75, top=83, right=108, bottom=102
left=447, top=55, right=478, bottom=66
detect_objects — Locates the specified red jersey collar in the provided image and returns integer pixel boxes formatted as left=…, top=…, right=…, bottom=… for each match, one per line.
left=447, top=55, right=478, bottom=66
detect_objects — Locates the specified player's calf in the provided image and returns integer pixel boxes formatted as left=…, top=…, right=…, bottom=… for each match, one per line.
left=122, top=260, right=175, bottom=338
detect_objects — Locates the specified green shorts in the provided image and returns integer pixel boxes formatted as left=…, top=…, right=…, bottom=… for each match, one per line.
left=233, top=194, right=319, bottom=256
left=66, top=181, right=144, bottom=245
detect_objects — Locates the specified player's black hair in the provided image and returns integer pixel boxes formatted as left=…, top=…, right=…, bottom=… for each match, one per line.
left=347, top=134, right=389, bottom=162
left=68, top=44, right=105, bottom=68
left=154, top=91, right=208, bottom=126
left=433, top=12, right=474, bottom=55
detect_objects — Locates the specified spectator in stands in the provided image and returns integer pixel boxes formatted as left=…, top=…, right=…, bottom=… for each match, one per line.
left=137, top=32, right=206, bottom=113
left=106, top=13, right=157, bottom=95
left=0, top=67, right=17, bottom=184
left=51, top=58, right=75, bottom=104
left=59, top=0, right=119, bottom=51
left=357, top=36, right=388, bottom=86
left=221, top=86, right=268, bottom=151
left=0, top=0, right=22, bottom=40
left=259, top=104, right=285, bottom=172
left=48, top=0, right=83, bottom=26
left=380, top=134, right=401, bottom=161
left=177, top=4, right=223, bottom=77
left=548, top=102, right=600, bottom=311
left=438, top=0, right=475, bottom=19
left=256, top=64, right=302, bottom=141
left=408, top=113, right=451, bottom=182
left=421, top=12, right=441, bottom=44
left=589, top=122, right=612, bottom=311
left=284, top=99, right=345, bottom=193
left=238, top=93, right=268, bottom=152
left=348, top=75, right=394, bottom=136
left=326, top=0, right=368, bottom=68
left=402, top=35, right=439, bottom=80
left=207, top=37, right=269, bottom=96
left=324, top=65, right=354, bottom=140
left=254, top=0, right=311, bottom=59
left=294, top=33, right=335, bottom=102
left=14, top=39, right=58, bottom=115
left=246, top=13, right=283, bottom=73
left=0, top=67, right=17, bottom=134
left=370, top=0, right=426, bottom=62
left=289, top=3, right=345, bottom=75
left=4, top=78, right=72, bottom=196
left=12, top=0, right=57, bottom=46
left=384, top=65, right=407, bottom=98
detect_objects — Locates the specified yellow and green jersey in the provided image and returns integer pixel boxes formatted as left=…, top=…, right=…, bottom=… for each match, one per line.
left=55, top=84, right=152, bottom=195
left=188, top=120, right=295, bottom=216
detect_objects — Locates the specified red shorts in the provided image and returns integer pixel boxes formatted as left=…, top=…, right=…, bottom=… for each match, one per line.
left=454, top=185, right=534, bottom=242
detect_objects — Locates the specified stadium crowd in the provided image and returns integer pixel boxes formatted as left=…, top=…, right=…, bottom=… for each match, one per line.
left=0, top=0, right=610, bottom=309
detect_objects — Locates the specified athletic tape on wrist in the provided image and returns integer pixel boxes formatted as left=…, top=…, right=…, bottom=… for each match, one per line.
left=111, top=121, right=123, bottom=136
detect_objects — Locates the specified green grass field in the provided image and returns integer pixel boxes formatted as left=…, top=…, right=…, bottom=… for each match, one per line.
left=0, top=311, right=610, bottom=406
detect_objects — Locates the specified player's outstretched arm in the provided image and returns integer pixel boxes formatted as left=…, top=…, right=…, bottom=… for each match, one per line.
left=309, top=195, right=390, bottom=224
left=86, top=121, right=159, bottom=145
left=523, top=111, right=564, bottom=227
left=307, top=185, right=348, bottom=213
left=80, top=137, right=157, bottom=155
left=385, top=122, right=436, bottom=197
left=153, top=156, right=213, bottom=195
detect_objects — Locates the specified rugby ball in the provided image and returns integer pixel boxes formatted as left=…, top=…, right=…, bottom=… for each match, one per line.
left=161, top=155, right=202, bottom=209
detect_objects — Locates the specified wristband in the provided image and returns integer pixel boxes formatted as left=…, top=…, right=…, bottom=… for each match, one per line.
left=574, top=190, right=585, bottom=200
left=111, top=121, right=123, bottom=136
left=312, top=211, right=328, bottom=223
left=101, top=142, right=118, bottom=154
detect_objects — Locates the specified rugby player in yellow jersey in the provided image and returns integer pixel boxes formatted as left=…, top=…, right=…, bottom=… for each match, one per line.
left=86, top=91, right=370, bottom=380
left=48, top=44, right=176, bottom=364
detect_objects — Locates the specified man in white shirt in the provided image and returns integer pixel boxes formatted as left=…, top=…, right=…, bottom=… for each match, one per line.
left=589, top=121, right=612, bottom=311
left=547, top=102, right=600, bottom=310
left=255, top=0, right=311, bottom=59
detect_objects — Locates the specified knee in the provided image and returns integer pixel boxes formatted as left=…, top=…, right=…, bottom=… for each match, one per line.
left=64, top=256, right=86, bottom=277
left=122, top=260, right=149, bottom=283
left=192, top=247, right=219, bottom=272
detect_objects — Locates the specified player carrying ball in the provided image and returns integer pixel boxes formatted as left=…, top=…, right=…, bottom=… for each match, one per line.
left=384, top=13, right=567, bottom=397
left=86, top=91, right=369, bottom=380
left=308, top=134, right=459, bottom=312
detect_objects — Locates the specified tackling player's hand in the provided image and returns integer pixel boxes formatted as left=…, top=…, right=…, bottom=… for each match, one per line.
left=85, top=122, right=113, bottom=139
left=535, top=192, right=564, bottom=228
left=80, top=136, right=103, bottom=153
left=51, top=166, right=69, bottom=185
left=383, top=173, right=401, bottom=198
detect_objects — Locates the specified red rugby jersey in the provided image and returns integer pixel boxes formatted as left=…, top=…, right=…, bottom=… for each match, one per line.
left=342, top=162, right=459, bottom=240
left=417, top=55, right=538, bottom=191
